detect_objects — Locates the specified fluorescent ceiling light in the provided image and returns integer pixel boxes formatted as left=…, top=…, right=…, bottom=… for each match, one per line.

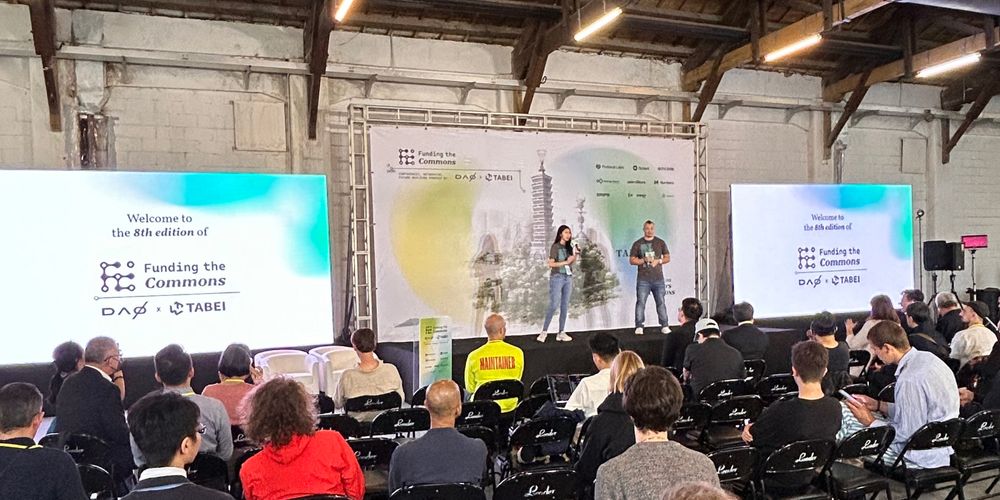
left=916, top=52, right=981, bottom=79
left=573, top=7, right=623, bottom=42
left=763, top=34, right=823, bottom=63
left=334, top=0, right=356, bottom=22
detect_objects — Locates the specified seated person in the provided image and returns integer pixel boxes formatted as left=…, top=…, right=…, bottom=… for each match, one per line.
left=0, top=382, right=86, bottom=500
left=934, top=292, right=965, bottom=344
left=742, top=342, right=842, bottom=492
left=595, top=366, right=719, bottom=499
left=131, top=344, right=232, bottom=466
left=905, top=302, right=949, bottom=361
left=807, top=311, right=851, bottom=394
left=123, top=393, right=232, bottom=500
left=845, top=294, right=899, bottom=352
left=841, top=322, right=959, bottom=469
left=951, top=301, right=998, bottom=368
left=897, top=289, right=925, bottom=334
left=465, top=314, right=525, bottom=413
left=722, top=302, right=768, bottom=361
left=202, top=343, right=262, bottom=426
left=388, top=380, right=487, bottom=491
left=683, top=319, right=744, bottom=398
left=576, top=351, right=644, bottom=497
left=334, top=328, right=405, bottom=421
left=663, top=482, right=737, bottom=500
left=240, top=378, right=364, bottom=500
left=660, top=298, right=703, bottom=370
left=564, top=332, right=620, bottom=417
left=55, top=336, right=134, bottom=483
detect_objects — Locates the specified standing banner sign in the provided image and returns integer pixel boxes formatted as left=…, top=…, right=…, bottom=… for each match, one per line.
left=417, top=316, right=452, bottom=388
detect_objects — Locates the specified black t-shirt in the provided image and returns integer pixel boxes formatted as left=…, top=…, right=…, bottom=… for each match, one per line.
left=548, top=242, right=573, bottom=277
left=938, top=309, right=966, bottom=344
left=750, top=396, right=843, bottom=491
left=661, top=321, right=697, bottom=369
left=824, top=341, right=850, bottom=373
left=683, top=338, right=744, bottom=396
left=629, top=236, right=669, bottom=283
left=0, top=437, right=87, bottom=500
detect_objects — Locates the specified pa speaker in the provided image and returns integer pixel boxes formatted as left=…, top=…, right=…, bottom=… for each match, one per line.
left=948, top=242, right=965, bottom=271
left=924, top=240, right=950, bottom=271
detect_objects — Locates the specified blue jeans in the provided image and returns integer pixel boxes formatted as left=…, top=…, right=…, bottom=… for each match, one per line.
left=635, top=279, right=668, bottom=328
left=544, top=273, right=573, bottom=332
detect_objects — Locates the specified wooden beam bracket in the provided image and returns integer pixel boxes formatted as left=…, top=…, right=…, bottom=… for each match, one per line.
left=942, top=74, right=1000, bottom=164
left=826, top=69, right=872, bottom=149
left=718, top=100, right=743, bottom=119
left=555, top=89, right=575, bottom=110
left=636, top=95, right=659, bottom=115
left=784, top=105, right=810, bottom=123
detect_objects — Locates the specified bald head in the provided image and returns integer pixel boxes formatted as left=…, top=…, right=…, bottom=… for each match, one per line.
left=425, top=380, right=462, bottom=424
left=484, top=314, right=506, bottom=340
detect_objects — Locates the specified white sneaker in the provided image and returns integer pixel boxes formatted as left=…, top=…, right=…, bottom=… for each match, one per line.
left=661, top=326, right=672, bottom=334
left=635, top=327, right=644, bottom=335
left=556, top=332, right=572, bottom=342
left=536, top=333, right=548, bottom=343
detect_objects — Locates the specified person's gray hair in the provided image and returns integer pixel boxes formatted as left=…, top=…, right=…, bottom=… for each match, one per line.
left=0, top=383, right=43, bottom=432
left=935, top=292, right=959, bottom=310
left=84, top=336, right=118, bottom=364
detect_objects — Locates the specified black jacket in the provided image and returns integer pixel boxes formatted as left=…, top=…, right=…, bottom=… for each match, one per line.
left=938, top=309, right=965, bottom=344
left=55, top=366, right=134, bottom=479
left=684, top=338, right=745, bottom=397
left=121, top=475, right=232, bottom=500
left=575, top=393, right=635, bottom=488
left=722, top=323, right=769, bottom=361
left=661, top=321, right=697, bottom=369
left=0, top=437, right=87, bottom=500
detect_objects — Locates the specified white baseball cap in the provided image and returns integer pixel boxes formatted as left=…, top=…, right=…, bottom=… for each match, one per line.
left=695, top=318, right=720, bottom=334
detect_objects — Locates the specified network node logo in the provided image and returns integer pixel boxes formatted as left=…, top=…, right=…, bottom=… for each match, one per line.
left=100, top=261, right=136, bottom=292
left=797, top=247, right=817, bottom=270
left=398, top=148, right=416, bottom=166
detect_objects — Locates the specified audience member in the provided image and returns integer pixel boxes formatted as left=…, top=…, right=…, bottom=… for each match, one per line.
left=897, top=289, right=925, bottom=333
left=465, top=314, right=525, bottom=413
left=935, top=292, right=965, bottom=344
left=123, top=392, right=231, bottom=500
left=742, top=341, right=841, bottom=492
left=842, top=322, right=959, bottom=468
left=905, top=302, right=949, bottom=361
left=807, top=311, right=851, bottom=394
left=0, top=382, right=86, bottom=500
left=722, top=302, right=769, bottom=360
left=846, top=294, right=898, bottom=350
left=660, top=298, right=703, bottom=369
left=662, top=482, right=736, bottom=500
left=240, top=378, right=364, bottom=500
left=388, top=380, right=487, bottom=491
left=202, top=344, right=261, bottom=426
left=55, top=336, right=134, bottom=482
left=576, top=351, right=645, bottom=493
left=334, top=328, right=405, bottom=421
left=46, top=341, right=84, bottom=433
left=951, top=301, right=998, bottom=367
left=595, top=366, right=719, bottom=499
left=565, top=332, right=620, bottom=417
left=683, top=319, right=744, bottom=397
left=130, top=344, right=232, bottom=466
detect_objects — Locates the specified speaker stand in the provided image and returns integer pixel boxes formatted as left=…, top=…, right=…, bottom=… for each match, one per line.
left=970, top=249, right=978, bottom=294
left=931, top=272, right=939, bottom=298
left=949, top=271, right=957, bottom=296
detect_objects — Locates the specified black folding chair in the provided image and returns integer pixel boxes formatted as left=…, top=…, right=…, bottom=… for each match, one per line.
left=411, top=385, right=428, bottom=407
left=703, top=395, right=764, bottom=451
left=698, top=379, right=750, bottom=404
left=821, top=426, right=895, bottom=500
left=318, top=413, right=362, bottom=439
left=708, top=445, right=759, bottom=498
left=77, top=463, right=116, bottom=500
left=473, top=379, right=525, bottom=412
left=348, top=437, right=399, bottom=497
left=388, top=483, right=486, bottom=500
left=507, top=416, right=577, bottom=476
left=672, top=402, right=712, bottom=451
left=186, top=452, right=229, bottom=492
left=59, top=433, right=116, bottom=478
left=456, top=401, right=501, bottom=430
left=877, top=383, right=895, bottom=403
left=457, top=425, right=497, bottom=486
left=757, top=374, right=798, bottom=404
left=744, top=359, right=767, bottom=386
left=841, top=383, right=872, bottom=398
left=757, top=439, right=835, bottom=499
left=370, top=407, right=431, bottom=438
left=850, top=350, right=872, bottom=379
left=344, top=391, right=403, bottom=414
left=528, top=377, right=551, bottom=398
left=38, top=433, right=60, bottom=448
left=513, top=394, right=551, bottom=424
left=231, top=447, right=262, bottom=499
left=231, top=424, right=253, bottom=448
left=879, top=418, right=964, bottom=500
left=952, top=409, right=1000, bottom=498
left=494, top=469, right=579, bottom=500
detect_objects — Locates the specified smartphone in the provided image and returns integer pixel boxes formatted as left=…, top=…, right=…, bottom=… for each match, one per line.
left=838, top=389, right=860, bottom=404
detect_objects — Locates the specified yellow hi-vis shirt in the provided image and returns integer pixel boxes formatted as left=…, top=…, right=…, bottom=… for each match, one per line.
left=465, top=339, right=525, bottom=413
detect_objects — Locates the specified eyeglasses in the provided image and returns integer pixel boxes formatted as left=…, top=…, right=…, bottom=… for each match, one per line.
left=196, top=424, right=207, bottom=435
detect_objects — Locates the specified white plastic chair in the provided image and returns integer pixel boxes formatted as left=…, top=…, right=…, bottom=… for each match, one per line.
left=309, top=345, right=360, bottom=394
left=254, top=350, right=322, bottom=394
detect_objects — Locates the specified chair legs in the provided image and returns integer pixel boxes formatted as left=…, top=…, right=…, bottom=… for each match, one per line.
left=988, top=474, right=1000, bottom=494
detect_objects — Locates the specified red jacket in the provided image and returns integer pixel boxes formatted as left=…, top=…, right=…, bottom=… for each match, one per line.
left=240, top=430, right=365, bottom=500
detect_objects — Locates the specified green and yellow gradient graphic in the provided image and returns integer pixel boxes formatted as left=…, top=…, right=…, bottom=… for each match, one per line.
left=795, top=184, right=913, bottom=259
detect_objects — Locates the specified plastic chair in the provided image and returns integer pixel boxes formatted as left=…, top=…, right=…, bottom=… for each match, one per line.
left=309, top=345, right=361, bottom=394
left=77, top=463, right=116, bottom=500
left=494, top=469, right=579, bottom=500
left=756, top=439, right=835, bottom=499
left=370, top=407, right=431, bottom=438
left=821, top=426, right=895, bottom=499
left=698, top=378, right=749, bottom=404
left=388, top=483, right=486, bottom=500
left=255, top=349, right=322, bottom=394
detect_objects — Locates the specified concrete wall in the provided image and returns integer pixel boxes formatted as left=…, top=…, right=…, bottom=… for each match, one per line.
left=2, top=4, right=1000, bottom=326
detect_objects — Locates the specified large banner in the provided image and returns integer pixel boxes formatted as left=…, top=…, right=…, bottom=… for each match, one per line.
left=370, top=126, right=697, bottom=340
left=0, top=170, right=333, bottom=364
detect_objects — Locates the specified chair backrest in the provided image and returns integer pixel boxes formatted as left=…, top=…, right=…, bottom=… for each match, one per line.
left=309, top=345, right=358, bottom=369
left=962, top=409, right=1000, bottom=441
left=708, top=395, right=764, bottom=426
left=509, top=416, right=577, bottom=451
left=473, top=379, right=524, bottom=405
left=38, top=433, right=60, bottom=448
left=256, top=349, right=309, bottom=370
left=456, top=401, right=501, bottom=429
left=673, top=402, right=712, bottom=433
left=708, top=446, right=759, bottom=486
left=513, top=394, right=551, bottom=423
left=756, top=374, right=797, bottom=401
left=848, top=350, right=871, bottom=369
left=698, top=379, right=748, bottom=403
left=544, top=374, right=588, bottom=405
left=833, top=426, right=896, bottom=461
left=411, top=385, right=428, bottom=406
left=761, top=439, right=834, bottom=479
left=318, top=413, right=362, bottom=438
left=348, top=437, right=398, bottom=470
left=877, top=382, right=895, bottom=403
left=889, top=418, right=963, bottom=471
left=344, top=391, right=403, bottom=413
left=77, top=463, right=116, bottom=500
left=528, top=376, right=551, bottom=398
left=60, top=433, right=114, bottom=473
left=231, top=447, right=262, bottom=498
left=841, top=383, right=871, bottom=397
left=186, top=453, right=229, bottom=491
left=388, top=483, right=487, bottom=500
left=457, top=425, right=497, bottom=454
left=370, top=407, right=432, bottom=437
left=743, top=359, right=766, bottom=385
left=494, top=469, right=579, bottom=500
left=231, top=425, right=253, bottom=447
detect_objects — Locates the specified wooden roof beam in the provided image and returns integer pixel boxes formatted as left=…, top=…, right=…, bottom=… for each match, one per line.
left=304, top=0, right=333, bottom=140
left=21, top=0, right=61, bottom=131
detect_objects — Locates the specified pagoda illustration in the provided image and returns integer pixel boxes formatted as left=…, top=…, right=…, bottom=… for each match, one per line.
left=530, top=149, right=554, bottom=256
